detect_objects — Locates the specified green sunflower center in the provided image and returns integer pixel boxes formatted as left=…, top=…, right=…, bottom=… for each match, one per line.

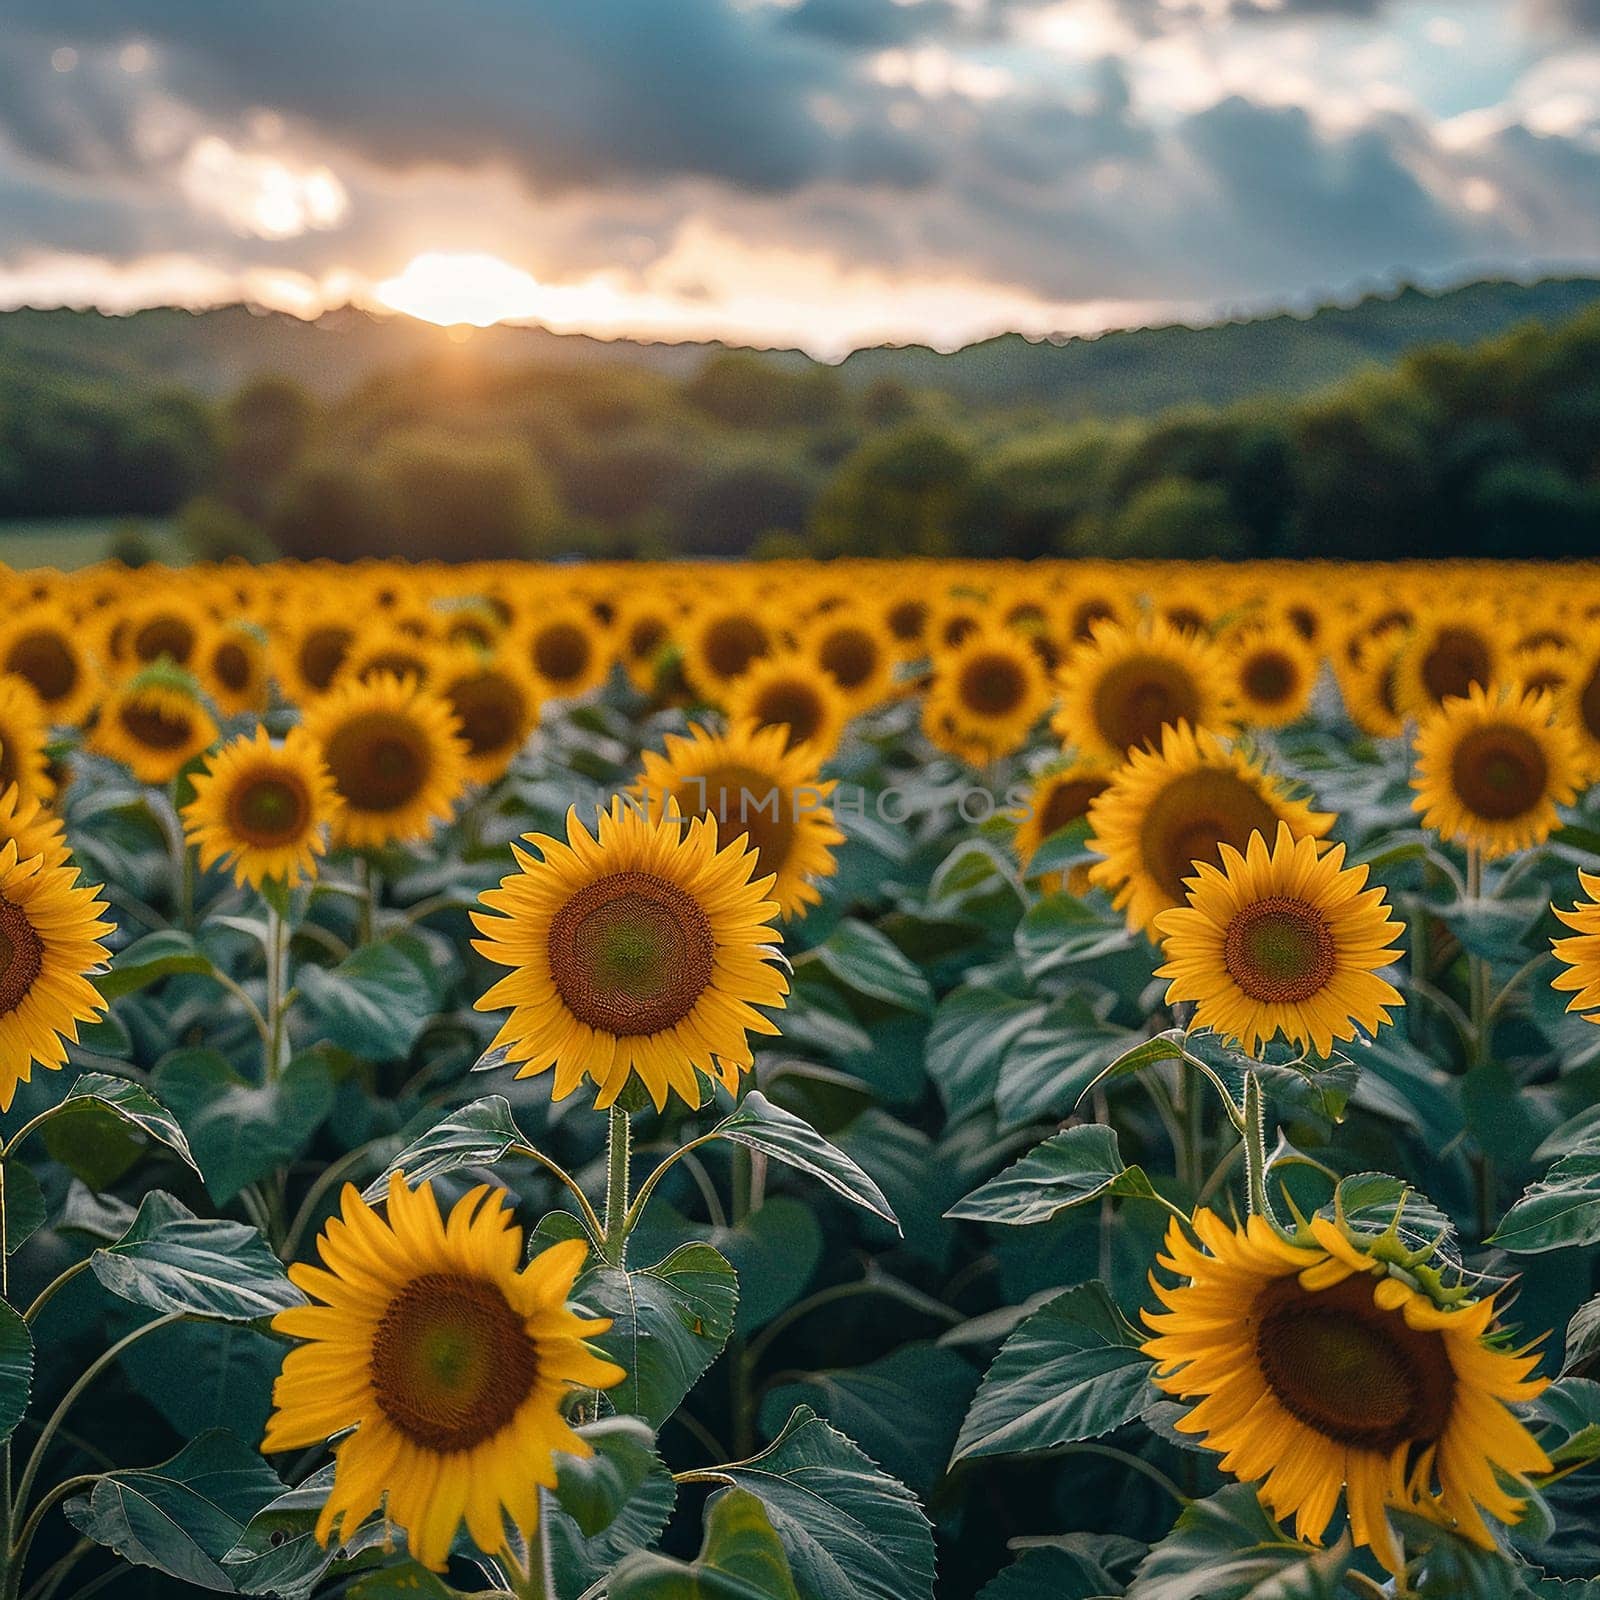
left=370, top=1272, right=539, bottom=1453
left=322, top=712, right=430, bottom=814
left=1093, top=658, right=1201, bottom=754
left=549, top=870, right=715, bottom=1036
left=1254, top=1274, right=1455, bottom=1451
left=1223, top=895, right=1337, bottom=1004
left=227, top=772, right=312, bottom=848
left=1449, top=725, right=1549, bottom=822
left=0, top=895, right=45, bottom=1017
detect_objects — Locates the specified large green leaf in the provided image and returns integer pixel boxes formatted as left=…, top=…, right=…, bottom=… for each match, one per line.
left=120, top=1319, right=283, bottom=1443
left=1534, top=1378, right=1600, bottom=1468
left=223, top=1466, right=390, bottom=1598
left=1565, top=1295, right=1600, bottom=1377
left=953, top=1281, right=1154, bottom=1462
left=711, top=1406, right=936, bottom=1600
left=1494, top=1134, right=1600, bottom=1254
left=996, top=1000, right=1138, bottom=1130
left=581, top=1242, right=739, bottom=1427
left=709, top=1092, right=898, bottom=1228
left=1015, top=895, right=1134, bottom=976
left=925, top=987, right=1047, bottom=1124
left=152, top=1048, right=334, bottom=1204
left=1391, top=1510, right=1537, bottom=1599
left=58, top=1071, right=201, bottom=1173
left=554, top=1416, right=661, bottom=1538
left=946, top=1125, right=1158, bottom=1226
left=365, top=1093, right=534, bottom=1197
left=91, top=1190, right=304, bottom=1321
left=97, top=929, right=218, bottom=999
left=808, top=919, right=933, bottom=1015
left=0, top=1298, right=33, bottom=1445
left=548, top=1456, right=678, bottom=1600
left=1126, top=1486, right=1353, bottom=1600
left=609, top=1489, right=802, bottom=1600
left=296, top=932, right=439, bottom=1060
left=66, top=1430, right=286, bottom=1591
left=976, top=1545, right=1123, bottom=1600
left=1, top=1160, right=45, bottom=1255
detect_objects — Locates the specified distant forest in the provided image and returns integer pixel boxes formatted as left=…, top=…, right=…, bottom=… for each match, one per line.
left=1, top=277, right=1598, bottom=563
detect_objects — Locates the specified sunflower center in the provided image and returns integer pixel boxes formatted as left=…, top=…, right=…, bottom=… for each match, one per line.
left=118, top=701, right=195, bottom=751
left=629, top=617, right=668, bottom=661
left=533, top=623, right=592, bottom=686
left=1254, top=1274, right=1455, bottom=1452
left=1038, top=777, right=1110, bottom=837
left=887, top=599, right=927, bottom=642
left=7, top=630, right=78, bottom=703
left=322, top=712, right=429, bottom=813
left=753, top=683, right=824, bottom=748
left=227, top=773, right=312, bottom=848
left=1449, top=725, right=1548, bottom=821
left=360, top=649, right=429, bottom=686
left=1420, top=628, right=1491, bottom=706
left=370, top=1272, right=539, bottom=1454
left=1140, top=770, right=1282, bottom=906
left=1243, top=651, right=1296, bottom=706
left=1579, top=665, right=1600, bottom=744
left=213, top=640, right=253, bottom=692
left=0, top=896, right=45, bottom=1017
left=1223, top=896, right=1337, bottom=1003
left=1093, top=658, right=1201, bottom=753
left=134, top=616, right=197, bottom=665
left=677, top=763, right=795, bottom=879
left=448, top=675, right=527, bottom=757
left=818, top=628, right=878, bottom=690
left=300, top=626, right=353, bottom=691
left=703, top=617, right=768, bottom=680
left=959, top=652, right=1027, bottom=717
left=549, top=871, right=715, bottom=1035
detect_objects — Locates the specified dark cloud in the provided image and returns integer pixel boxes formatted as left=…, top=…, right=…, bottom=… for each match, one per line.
left=782, top=0, right=962, bottom=49
left=1524, top=0, right=1600, bottom=28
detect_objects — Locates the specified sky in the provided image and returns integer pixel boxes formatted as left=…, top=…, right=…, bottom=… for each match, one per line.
left=2, top=0, right=1599, bottom=356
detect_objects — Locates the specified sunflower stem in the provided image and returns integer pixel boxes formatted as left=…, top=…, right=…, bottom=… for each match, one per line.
left=1463, top=846, right=1496, bottom=1239
left=1243, top=1072, right=1271, bottom=1220
left=265, top=902, right=289, bottom=1082
left=602, top=1104, right=632, bottom=1267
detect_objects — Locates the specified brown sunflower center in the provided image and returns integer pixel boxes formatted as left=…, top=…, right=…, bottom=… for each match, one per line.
left=1420, top=627, right=1491, bottom=706
left=959, top=652, right=1028, bottom=718
left=1449, top=725, right=1549, bottom=821
left=118, top=701, right=195, bottom=751
left=752, top=682, right=825, bottom=748
left=1092, top=658, right=1201, bottom=754
left=549, top=870, right=715, bottom=1035
left=322, top=711, right=430, bottom=813
left=226, top=772, right=312, bottom=848
left=1579, top=664, right=1600, bottom=745
left=1243, top=650, right=1297, bottom=706
left=370, top=1272, right=539, bottom=1453
left=533, top=623, right=593, bottom=686
left=1139, top=770, right=1282, bottom=906
left=702, top=617, right=769, bottom=681
left=299, top=625, right=354, bottom=691
left=1223, top=895, right=1337, bottom=1003
left=134, top=616, right=197, bottom=666
left=628, top=617, right=669, bottom=662
left=676, top=763, right=795, bottom=879
left=1038, top=777, right=1111, bottom=838
left=818, top=627, right=878, bottom=690
left=448, top=674, right=528, bottom=757
left=6, top=630, right=78, bottom=704
left=213, top=640, right=253, bottom=693
left=887, top=599, right=927, bottom=643
left=0, top=895, right=45, bottom=1017
left=359, top=650, right=429, bottom=686
left=1254, top=1274, right=1455, bottom=1452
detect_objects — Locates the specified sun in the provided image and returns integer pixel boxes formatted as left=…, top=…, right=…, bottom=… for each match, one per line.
left=374, top=251, right=547, bottom=328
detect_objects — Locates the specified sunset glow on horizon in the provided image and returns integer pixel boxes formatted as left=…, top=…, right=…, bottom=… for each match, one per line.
left=373, top=252, right=549, bottom=328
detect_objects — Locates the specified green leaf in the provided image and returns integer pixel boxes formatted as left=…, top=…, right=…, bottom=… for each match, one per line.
left=120, top=1319, right=284, bottom=1443
left=709, top=1092, right=899, bottom=1229
left=296, top=932, right=439, bottom=1060
left=953, top=1281, right=1153, bottom=1462
left=152, top=1049, right=334, bottom=1204
left=1565, top=1295, right=1600, bottom=1377
left=925, top=988, right=1046, bottom=1125
left=976, top=1545, right=1122, bottom=1600
left=582, top=1242, right=739, bottom=1427
left=1126, top=1486, right=1353, bottom=1600
left=91, top=1191, right=304, bottom=1321
left=808, top=919, right=933, bottom=1015
left=610, top=1488, right=802, bottom=1600
left=711, top=1406, right=936, bottom=1600
left=223, top=1465, right=390, bottom=1599
left=548, top=1455, right=678, bottom=1600
left=0, top=1299, right=34, bottom=1445
left=997, top=999, right=1138, bottom=1130
left=1015, top=895, right=1134, bottom=977
left=97, top=929, right=218, bottom=999
left=1020, top=817, right=1096, bottom=882
left=1534, top=1378, right=1600, bottom=1468
left=1391, top=1510, right=1534, bottom=1600
left=554, top=1416, right=661, bottom=1538
left=365, top=1093, right=534, bottom=1198
left=65, top=1430, right=285, bottom=1591
left=76, top=1010, right=134, bottom=1058
left=946, top=1125, right=1159, bottom=1226
left=1494, top=1133, right=1600, bottom=1254
left=1, top=1161, right=45, bottom=1254
left=59, top=1071, right=201, bottom=1173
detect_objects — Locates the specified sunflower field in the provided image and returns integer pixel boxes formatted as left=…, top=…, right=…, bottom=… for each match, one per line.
left=1, top=556, right=1599, bottom=1600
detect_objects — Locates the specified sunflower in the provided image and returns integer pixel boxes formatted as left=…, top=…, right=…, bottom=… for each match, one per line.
left=1512, top=642, right=1575, bottom=701
left=1411, top=683, right=1582, bottom=860
left=438, top=652, right=541, bottom=785
left=183, top=726, right=336, bottom=890
left=925, top=624, right=1053, bottom=766
left=0, top=784, right=70, bottom=870
left=725, top=650, right=849, bottom=760
left=340, top=626, right=441, bottom=691
left=90, top=673, right=219, bottom=787
left=1012, top=763, right=1112, bottom=894
left=0, top=675, right=56, bottom=802
left=802, top=608, right=897, bottom=712
left=1552, top=868, right=1600, bottom=1022
left=197, top=624, right=271, bottom=717
left=1143, top=1207, right=1549, bottom=1573
left=879, top=588, right=932, bottom=658
left=264, top=1175, right=623, bottom=1573
left=473, top=796, right=787, bottom=1110
left=1225, top=621, right=1319, bottom=729
left=522, top=607, right=612, bottom=701
left=1154, top=822, right=1403, bottom=1055
left=1393, top=609, right=1502, bottom=718
left=682, top=603, right=774, bottom=698
left=1088, top=722, right=1335, bottom=936
left=1052, top=618, right=1234, bottom=763
left=302, top=673, right=468, bottom=851
left=634, top=719, right=844, bottom=921
left=615, top=596, right=683, bottom=693
left=277, top=613, right=358, bottom=704
left=123, top=596, right=210, bottom=671
left=1559, top=633, right=1600, bottom=777
left=0, top=603, right=98, bottom=727
left=0, top=839, right=114, bottom=1111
